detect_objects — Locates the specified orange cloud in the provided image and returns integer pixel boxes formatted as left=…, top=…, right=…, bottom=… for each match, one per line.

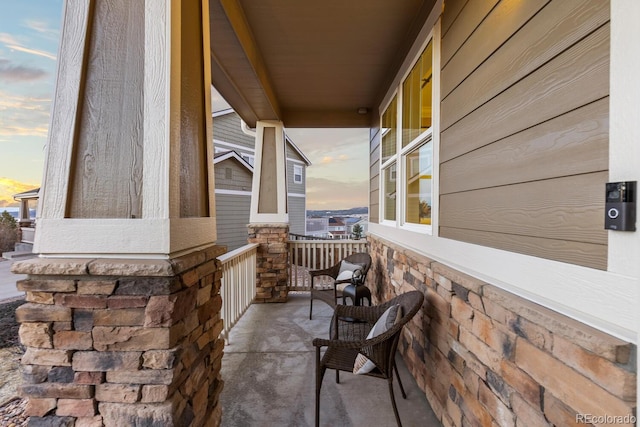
left=320, top=156, right=334, bottom=164
left=0, top=177, right=39, bottom=207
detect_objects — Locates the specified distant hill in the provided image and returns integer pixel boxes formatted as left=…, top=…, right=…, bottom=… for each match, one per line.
left=307, top=207, right=368, bottom=217
left=0, top=207, right=36, bottom=220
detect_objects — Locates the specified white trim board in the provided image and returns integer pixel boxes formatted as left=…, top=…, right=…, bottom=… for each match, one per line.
left=215, top=189, right=252, bottom=196
left=369, top=223, right=636, bottom=343
left=214, top=139, right=255, bottom=153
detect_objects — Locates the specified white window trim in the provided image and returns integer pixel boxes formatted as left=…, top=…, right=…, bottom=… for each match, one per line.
left=379, top=24, right=439, bottom=236
left=293, top=164, right=303, bottom=184
left=241, top=153, right=255, bottom=167
left=400, top=136, right=434, bottom=234
left=379, top=160, right=398, bottom=227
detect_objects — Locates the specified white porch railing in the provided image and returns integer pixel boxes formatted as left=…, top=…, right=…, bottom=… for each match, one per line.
left=218, top=243, right=259, bottom=341
left=288, top=239, right=369, bottom=291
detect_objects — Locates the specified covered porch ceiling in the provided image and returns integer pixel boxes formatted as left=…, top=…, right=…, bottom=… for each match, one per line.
left=209, top=0, right=438, bottom=128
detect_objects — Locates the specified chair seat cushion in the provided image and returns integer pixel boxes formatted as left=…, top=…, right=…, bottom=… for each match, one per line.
left=336, top=282, right=349, bottom=292
left=353, top=304, right=401, bottom=374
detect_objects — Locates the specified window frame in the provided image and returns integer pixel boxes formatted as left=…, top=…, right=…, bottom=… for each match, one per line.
left=293, top=164, right=303, bottom=184
left=241, top=153, right=255, bottom=167
left=379, top=25, right=439, bottom=235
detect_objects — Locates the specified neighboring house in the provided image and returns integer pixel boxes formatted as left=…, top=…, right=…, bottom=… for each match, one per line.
left=343, top=216, right=368, bottom=237
left=213, top=109, right=311, bottom=250
left=327, top=217, right=347, bottom=239
left=305, top=217, right=329, bottom=239
left=306, top=217, right=329, bottom=238
left=1, top=188, right=39, bottom=259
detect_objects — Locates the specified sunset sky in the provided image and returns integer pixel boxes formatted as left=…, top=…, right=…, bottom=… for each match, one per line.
left=0, top=1, right=369, bottom=210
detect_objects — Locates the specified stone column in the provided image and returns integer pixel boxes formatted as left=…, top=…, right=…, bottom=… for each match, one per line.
left=13, top=246, right=226, bottom=426
left=247, top=121, right=290, bottom=302
left=16, top=1, right=224, bottom=425
left=248, top=224, right=289, bottom=303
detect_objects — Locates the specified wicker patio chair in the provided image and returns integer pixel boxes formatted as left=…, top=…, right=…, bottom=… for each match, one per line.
left=312, top=290, right=424, bottom=427
left=308, top=252, right=372, bottom=319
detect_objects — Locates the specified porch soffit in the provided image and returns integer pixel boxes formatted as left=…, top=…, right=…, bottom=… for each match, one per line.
left=209, top=0, right=437, bottom=128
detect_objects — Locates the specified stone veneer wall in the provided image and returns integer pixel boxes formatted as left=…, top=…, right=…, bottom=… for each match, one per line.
left=12, top=245, right=226, bottom=427
left=367, top=235, right=637, bottom=427
left=248, top=224, right=289, bottom=303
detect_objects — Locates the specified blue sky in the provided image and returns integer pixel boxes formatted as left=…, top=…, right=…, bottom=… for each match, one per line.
left=0, top=1, right=368, bottom=210
left=0, top=0, right=62, bottom=206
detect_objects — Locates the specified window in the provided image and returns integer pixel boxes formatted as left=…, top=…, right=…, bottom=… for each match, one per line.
left=293, top=164, right=303, bottom=184
left=405, top=141, right=432, bottom=225
left=380, top=34, right=435, bottom=232
left=383, top=163, right=397, bottom=221
left=381, top=95, right=397, bottom=164
left=241, top=154, right=255, bottom=167
left=402, top=41, right=433, bottom=147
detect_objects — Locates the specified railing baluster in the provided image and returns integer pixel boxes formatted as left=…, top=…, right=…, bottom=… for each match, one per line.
left=286, top=238, right=368, bottom=291
left=218, top=243, right=260, bottom=343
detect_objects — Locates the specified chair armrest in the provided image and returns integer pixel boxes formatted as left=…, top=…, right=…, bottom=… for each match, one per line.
left=313, top=322, right=401, bottom=349
left=312, top=337, right=368, bottom=349
left=309, top=263, right=341, bottom=281
left=309, top=267, right=334, bottom=278
left=334, top=303, right=384, bottom=324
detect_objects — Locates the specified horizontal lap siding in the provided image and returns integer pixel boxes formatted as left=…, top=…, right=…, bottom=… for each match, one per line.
left=214, top=194, right=251, bottom=251
left=287, top=161, right=304, bottom=193
left=288, top=196, right=306, bottom=235
left=439, top=0, right=609, bottom=270
left=214, top=159, right=253, bottom=191
left=213, top=113, right=254, bottom=149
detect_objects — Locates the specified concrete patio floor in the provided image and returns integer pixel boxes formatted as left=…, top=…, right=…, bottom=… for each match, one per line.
left=220, top=293, right=441, bottom=427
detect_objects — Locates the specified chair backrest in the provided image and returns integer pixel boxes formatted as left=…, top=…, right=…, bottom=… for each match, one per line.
left=383, top=291, right=424, bottom=330
left=365, top=291, right=424, bottom=377
left=342, top=252, right=372, bottom=276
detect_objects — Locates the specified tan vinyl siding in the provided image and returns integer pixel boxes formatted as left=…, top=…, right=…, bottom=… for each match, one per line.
left=214, top=193, right=251, bottom=251
left=439, top=0, right=609, bottom=270
left=288, top=195, right=306, bottom=235
left=369, top=125, right=381, bottom=223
